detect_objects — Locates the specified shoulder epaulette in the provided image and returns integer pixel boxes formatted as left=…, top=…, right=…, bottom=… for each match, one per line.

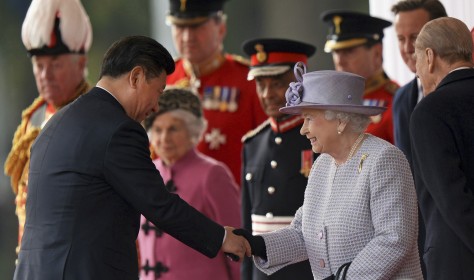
left=384, top=80, right=399, bottom=96
left=241, top=119, right=270, bottom=143
left=230, top=54, right=250, bottom=66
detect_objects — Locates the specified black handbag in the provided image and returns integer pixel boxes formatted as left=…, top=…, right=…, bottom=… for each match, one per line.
left=335, top=262, right=351, bottom=279
left=322, top=262, right=351, bottom=280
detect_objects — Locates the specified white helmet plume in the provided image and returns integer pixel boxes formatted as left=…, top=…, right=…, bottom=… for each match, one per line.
left=21, top=0, right=92, bottom=56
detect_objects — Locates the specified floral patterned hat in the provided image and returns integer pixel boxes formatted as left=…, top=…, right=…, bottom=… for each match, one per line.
left=280, top=62, right=386, bottom=116
left=144, top=88, right=202, bottom=131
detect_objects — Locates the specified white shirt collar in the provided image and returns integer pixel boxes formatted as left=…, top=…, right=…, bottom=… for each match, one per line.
left=96, top=85, right=119, bottom=101
left=449, top=66, right=473, bottom=74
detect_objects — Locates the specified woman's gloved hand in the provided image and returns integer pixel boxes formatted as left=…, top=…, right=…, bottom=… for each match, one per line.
left=232, top=228, right=267, bottom=259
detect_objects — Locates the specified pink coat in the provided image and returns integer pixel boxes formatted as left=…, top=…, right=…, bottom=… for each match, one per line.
left=138, top=148, right=241, bottom=280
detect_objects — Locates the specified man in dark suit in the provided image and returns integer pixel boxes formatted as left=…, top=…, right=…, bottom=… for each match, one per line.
left=13, top=35, right=250, bottom=280
left=391, top=0, right=447, bottom=164
left=410, top=17, right=474, bottom=280
left=240, top=38, right=316, bottom=280
left=390, top=2, right=447, bottom=277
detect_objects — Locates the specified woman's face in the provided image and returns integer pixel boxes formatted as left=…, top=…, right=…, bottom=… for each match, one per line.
left=149, top=112, right=194, bottom=165
left=300, top=109, right=339, bottom=155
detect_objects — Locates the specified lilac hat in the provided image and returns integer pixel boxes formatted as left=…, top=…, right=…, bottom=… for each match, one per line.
left=280, top=62, right=386, bottom=116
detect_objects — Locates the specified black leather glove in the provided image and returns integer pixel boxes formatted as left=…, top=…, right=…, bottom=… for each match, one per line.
left=233, top=228, right=267, bottom=259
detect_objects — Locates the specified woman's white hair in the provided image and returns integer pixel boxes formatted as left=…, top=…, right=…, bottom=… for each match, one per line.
left=324, top=110, right=371, bottom=133
left=167, top=109, right=207, bottom=146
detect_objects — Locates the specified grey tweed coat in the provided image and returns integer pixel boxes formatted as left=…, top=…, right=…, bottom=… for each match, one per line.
left=254, top=135, right=423, bottom=279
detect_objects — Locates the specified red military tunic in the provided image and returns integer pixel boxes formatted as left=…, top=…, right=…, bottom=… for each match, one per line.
left=167, top=54, right=267, bottom=184
left=363, top=71, right=398, bottom=144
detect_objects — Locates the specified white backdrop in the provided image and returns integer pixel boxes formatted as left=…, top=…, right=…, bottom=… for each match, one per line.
left=369, top=0, right=474, bottom=85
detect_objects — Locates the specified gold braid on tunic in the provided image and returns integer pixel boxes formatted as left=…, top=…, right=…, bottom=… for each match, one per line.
left=4, top=80, right=89, bottom=254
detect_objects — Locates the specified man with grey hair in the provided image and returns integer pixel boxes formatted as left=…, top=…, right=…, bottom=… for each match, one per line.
left=410, top=17, right=474, bottom=279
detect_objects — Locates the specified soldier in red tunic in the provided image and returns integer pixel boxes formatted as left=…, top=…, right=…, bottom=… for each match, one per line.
left=321, top=10, right=398, bottom=144
left=165, top=0, right=267, bottom=184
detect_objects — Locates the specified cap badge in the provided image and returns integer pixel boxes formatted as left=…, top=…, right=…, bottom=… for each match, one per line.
left=333, top=16, right=342, bottom=34
left=180, top=0, right=187, bottom=12
left=255, top=44, right=267, bottom=63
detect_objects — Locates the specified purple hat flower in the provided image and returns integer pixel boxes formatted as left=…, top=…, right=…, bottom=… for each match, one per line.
left=285, top=62, right=306, bottom=106
left=280, top=62, right=386, bottom=116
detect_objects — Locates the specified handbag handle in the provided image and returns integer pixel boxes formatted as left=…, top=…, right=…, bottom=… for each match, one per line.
left=335, top=262, right=351, bottom=279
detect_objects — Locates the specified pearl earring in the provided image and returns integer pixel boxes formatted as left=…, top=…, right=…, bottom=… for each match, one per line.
left=337, top=130, right=342, bottom=135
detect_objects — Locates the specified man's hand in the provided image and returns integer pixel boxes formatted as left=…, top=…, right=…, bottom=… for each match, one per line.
left=222, top=226, right=252, bottom=262
left=233, top=228, right=267, bottom=259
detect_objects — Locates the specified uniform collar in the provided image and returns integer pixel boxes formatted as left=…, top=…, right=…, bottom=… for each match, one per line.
left=364, top=70, right=389, bottom=94
left=269, top=115, right=304, bottom=133
left=183, top=51, right=226, bottom=78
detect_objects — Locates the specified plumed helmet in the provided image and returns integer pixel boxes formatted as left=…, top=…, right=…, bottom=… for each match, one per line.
left=21, top=0, right=93, bottom=57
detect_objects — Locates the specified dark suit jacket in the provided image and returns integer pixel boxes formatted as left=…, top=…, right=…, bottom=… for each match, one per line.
left=14, top=88, right=224, bottom=280
left=393, top=77, right=419, bottom=165
left=392, top=77, right=427, bottom=277
left=410, top=68, right=474, bottom=280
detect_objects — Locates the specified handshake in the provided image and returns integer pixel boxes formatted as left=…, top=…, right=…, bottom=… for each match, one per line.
left=222, top=227, right=267, bottom=262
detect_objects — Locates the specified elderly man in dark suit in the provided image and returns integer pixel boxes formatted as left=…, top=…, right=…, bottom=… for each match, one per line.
left=13, top=35, right=250, bottom=280
left=410, top=17, right=474, bottom=280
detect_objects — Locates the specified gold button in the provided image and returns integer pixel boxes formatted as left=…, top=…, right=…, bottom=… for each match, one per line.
left=270, top=160, right=277, bottom=168
left=274, top=137, right=282, bottom=145
left=319, top=259, right=325, bottom=268
left=267, top=186, right=276, bottom=194
left=266, top=212, right=273, bottom=218
left=245, top=173, right=252, bottom=181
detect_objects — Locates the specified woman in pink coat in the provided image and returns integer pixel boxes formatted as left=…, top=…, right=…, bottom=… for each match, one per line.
left=138, top=88, right=241, bottom=280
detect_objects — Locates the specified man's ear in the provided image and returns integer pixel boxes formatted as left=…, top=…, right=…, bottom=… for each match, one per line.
left=372, top=43, right=383, bottom=58
left=129, top=66, right=144, bottom=89
left=218, top=20, right=227, bottom=41
left=78, top=55, right=87, bottom=72
left=426, top=48, right=435, bottom=73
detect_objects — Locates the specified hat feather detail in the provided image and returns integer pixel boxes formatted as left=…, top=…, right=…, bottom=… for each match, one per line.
left=21, top=0, right=92, bottom=53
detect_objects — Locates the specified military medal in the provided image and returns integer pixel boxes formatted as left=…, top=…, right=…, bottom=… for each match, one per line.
left=363, top=99, right=386, bottom=124
left=211, top=86, right=221, bottom=110
left=203, top=86, right=239, bottom=112
left=300, top=150, right=314, bottom=177
left=219, top=87, right=230, bottom=112
left=228, top=87, right=239, bottom=112
left=370, top=114, right=382, bottom=124
left=204, top=128, right=226, bottom=150
left=203, top=87, right=213, bottom=110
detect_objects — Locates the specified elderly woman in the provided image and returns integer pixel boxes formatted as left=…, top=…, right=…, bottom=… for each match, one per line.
left=235, top=63, right=423, bottom=279
left=138, top=89, right=241, bottom=280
